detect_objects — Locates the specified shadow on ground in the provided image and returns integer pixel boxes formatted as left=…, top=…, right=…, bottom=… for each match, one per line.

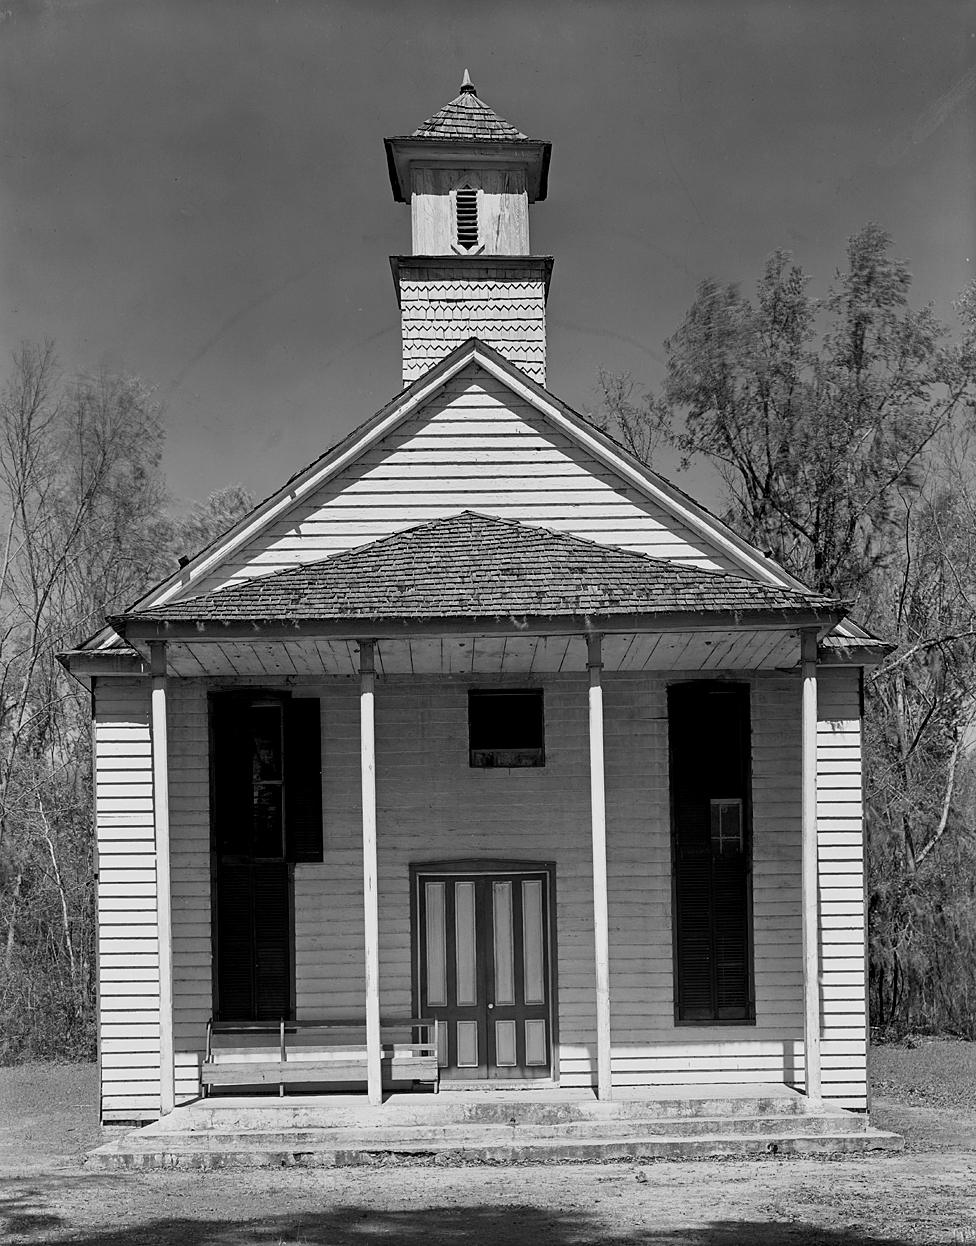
left=0, top=1187, right=936, bottom=1246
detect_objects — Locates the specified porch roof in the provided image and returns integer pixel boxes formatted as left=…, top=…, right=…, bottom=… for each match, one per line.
left=109, top=512, right=844, bottom=641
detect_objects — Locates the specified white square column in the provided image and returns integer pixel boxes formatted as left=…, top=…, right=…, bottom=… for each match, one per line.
left=800, top=628, right=823, bottom=1101
left=587, top=634, right=612, bottom=1100
left=359, top=640, right=383, bottom=1105
left=149, top=640, right=175, bottom=1116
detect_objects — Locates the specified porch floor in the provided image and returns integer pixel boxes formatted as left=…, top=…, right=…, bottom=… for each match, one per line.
left=191, top=1082, right=804, bottom=1113
left=88, top=1083, right=902, bottom=1168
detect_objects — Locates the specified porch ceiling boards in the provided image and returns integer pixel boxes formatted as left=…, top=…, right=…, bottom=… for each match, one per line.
left=155, top=628, right=803, bottom=678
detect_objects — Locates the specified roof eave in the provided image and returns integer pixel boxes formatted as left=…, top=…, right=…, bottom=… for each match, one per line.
left=384, top=136, right=552, bottom=202
left=58, top=647, right=148, bottom=678
left=112, top=605, right=845, bottom=644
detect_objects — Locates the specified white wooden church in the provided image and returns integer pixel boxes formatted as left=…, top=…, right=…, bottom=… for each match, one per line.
left=63, top=75, right=885, bottom=1131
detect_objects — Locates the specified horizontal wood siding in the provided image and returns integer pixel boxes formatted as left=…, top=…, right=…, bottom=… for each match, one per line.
left=162, top=670, right=868, bottom=1101
left=94, top=678, right=160, bottom=1120
left=189, top=363, right=735, bottom=597
left=816, top=667, right=867, bottom=1109
left=104, top=665, right=867, bottom=1109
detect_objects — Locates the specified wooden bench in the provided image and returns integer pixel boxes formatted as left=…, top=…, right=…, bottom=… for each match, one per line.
left=202, top=1017, right=440, bottom=1096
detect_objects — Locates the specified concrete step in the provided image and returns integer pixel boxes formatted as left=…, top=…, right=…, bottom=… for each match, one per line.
left=87, top=1126, right=903, bottom=1170
left=119, top=1112, right=870, bottom=1151
left=167, top=1090, right=808, bottom=1132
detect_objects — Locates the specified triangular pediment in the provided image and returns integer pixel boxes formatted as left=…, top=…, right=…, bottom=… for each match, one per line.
left=81, top=339, right=875, bottom=655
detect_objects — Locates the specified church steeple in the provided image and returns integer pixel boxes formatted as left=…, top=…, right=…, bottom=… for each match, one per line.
left=385, top=76, right=553, bottom=385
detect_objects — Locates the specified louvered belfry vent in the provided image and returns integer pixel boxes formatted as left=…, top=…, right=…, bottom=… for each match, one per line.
left=455, top=185, right=479, bottom=249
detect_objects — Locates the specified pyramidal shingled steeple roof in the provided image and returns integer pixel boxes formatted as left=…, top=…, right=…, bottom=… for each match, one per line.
left=411, top=70, right=529, bottom=141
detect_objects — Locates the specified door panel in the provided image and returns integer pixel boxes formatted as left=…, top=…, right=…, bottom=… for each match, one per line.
left=417, top=870, right=552, bottom=1080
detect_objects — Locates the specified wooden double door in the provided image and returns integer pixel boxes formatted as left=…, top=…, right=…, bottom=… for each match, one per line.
left=415, top=867, right=554, bottom=1081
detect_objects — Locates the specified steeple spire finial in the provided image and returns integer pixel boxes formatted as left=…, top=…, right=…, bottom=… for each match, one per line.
left=459, top=69, right=476, bottom=95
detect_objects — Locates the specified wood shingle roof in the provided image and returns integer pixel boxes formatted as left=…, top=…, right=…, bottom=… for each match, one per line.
left=410, top=75, right=529, bottom=142
left=113, top=511, right=843, bottom=630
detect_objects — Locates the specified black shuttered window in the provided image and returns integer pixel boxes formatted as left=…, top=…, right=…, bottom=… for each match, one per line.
left=211, top=694, right=322, bottom=1021
left=669, top=682, right=754, bottom=1024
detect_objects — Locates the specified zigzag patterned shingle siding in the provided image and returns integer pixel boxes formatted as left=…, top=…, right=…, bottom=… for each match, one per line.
left=400, top=278, right=547, bottom=383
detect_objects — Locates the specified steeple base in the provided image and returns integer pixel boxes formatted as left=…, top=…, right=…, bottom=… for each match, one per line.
left=391, top=256, right=553, bottom=387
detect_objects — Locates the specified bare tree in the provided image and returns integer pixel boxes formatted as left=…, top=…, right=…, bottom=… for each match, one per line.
left=0, top=343, right=252, bottom=1059
left=599, top=229, right=976, bottom=1035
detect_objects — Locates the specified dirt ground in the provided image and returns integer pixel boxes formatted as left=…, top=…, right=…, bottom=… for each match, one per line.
left=1, top=1051, right=975, bottom=1245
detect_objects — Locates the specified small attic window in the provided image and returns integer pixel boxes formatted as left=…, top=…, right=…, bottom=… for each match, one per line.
left=455, top=185, right=479, bottom=250
left=469, top=689, right=544, bottom=768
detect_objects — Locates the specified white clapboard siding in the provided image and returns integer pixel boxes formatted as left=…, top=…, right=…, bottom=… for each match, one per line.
left=815, top=666, right=867, bottom=1108
left=292, top=671, right=855, bottom=1100
left=150, top=666, right=866, bottom=1109
left=186, top=363, right=738, bottom=597
left=94, top=678, right=160, bottom=1121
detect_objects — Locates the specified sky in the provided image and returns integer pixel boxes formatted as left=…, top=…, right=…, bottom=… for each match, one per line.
left=1, top=0, right=974, bottom=510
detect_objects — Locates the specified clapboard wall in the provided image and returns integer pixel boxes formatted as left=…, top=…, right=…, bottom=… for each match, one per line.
left=816, top=667, right=868, bottom=1105
left=118, top=663, right=869, bottom=1120
left=94, top=678, right=161, bottom=1121
left=187, top=364, right=737, bottom=598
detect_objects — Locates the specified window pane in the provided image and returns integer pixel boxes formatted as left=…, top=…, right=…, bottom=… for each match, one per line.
left=469, top=691, right=543, bottom=749
left=249, top=704, right=282, bottom=781
left=252, top=785, right=283, bottom=857
left=469, top=690, right=544, bottom=767
left=710, top=799, right=743, bottom=855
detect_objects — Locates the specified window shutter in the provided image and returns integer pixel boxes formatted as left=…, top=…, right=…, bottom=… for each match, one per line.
left=211, top=696, right=252, bottom=857
left=284, top=697, right=323, bottom=862
left=713, top=853, right=750, bottom=1019
left=214, top=862, right=257, bottom=1020
left=215, top=862, right=292, bottom=1021
left=252, top=863, right=292, bottom=1020
left=674, top=812, right=715, bottom=1021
